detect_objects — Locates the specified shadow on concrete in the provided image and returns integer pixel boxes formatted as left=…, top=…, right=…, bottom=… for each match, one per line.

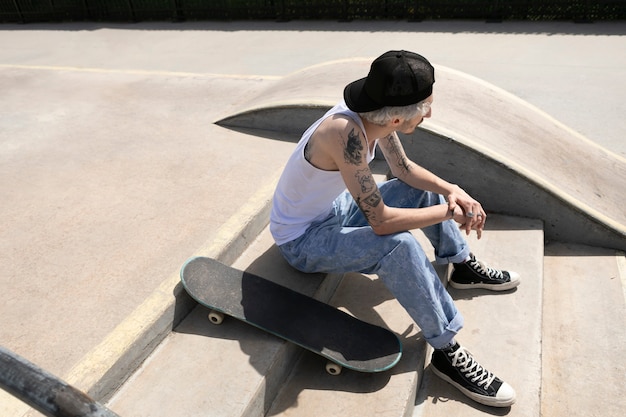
left=416, top=365, right=513, bottom=416
left=262, top=270, right=425, bottom=416
left=214, top=124, right=304, bottom=144
left=544, top=241, right=624, bottom=257
left=448, top=285, right=519, bottom=302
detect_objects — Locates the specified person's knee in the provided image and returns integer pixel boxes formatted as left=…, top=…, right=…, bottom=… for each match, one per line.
left=386, top=231, right=423, bottom=259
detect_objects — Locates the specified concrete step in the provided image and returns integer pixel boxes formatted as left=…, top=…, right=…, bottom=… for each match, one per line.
left=106, top=214, right=545, bottom=417
left=414, top=215, right=545, bottom=416
left=541, top=242, right=626, bottom=417
left=106, top=228, right=343, bottom=417
left=262, top=221, right=448, bottom=417
left=105, top=161, right=391, bottom=417
left=267, top=215, right=542, bottom=417
left=265, top=267, right=435, bottom=416
left=265, top=270, right=430, bottom=417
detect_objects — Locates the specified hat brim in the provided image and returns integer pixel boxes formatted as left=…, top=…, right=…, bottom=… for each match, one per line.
left=343, top=77, right=382, bottom=113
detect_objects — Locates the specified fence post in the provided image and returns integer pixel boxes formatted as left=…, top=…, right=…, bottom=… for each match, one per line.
left=0, top=346, right=121, bottom=417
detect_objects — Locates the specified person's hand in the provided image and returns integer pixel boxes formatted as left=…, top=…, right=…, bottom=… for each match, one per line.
left=447, top=186, right=486, bottom=239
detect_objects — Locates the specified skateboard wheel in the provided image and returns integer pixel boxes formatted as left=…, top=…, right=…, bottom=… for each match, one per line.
left=325, top=361, right=342, bottom=376
left=208, top=310, right=225, bottom=325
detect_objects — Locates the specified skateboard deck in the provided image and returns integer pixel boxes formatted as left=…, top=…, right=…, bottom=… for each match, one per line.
left=180, top=257, right=402, bottom=374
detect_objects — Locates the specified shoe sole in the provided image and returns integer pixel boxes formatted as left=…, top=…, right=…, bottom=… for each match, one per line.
left=430, top=364, right=516, bottom=407
left=448, top=279, right=520, bottom=291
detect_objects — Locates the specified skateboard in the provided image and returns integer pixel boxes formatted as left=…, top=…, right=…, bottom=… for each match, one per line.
left=180, top=257, right=402, bottom=375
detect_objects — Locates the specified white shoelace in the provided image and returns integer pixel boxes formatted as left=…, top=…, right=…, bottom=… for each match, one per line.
left=468, top=258, right=505, bottom=280
left=448, top=347, right=496, bottom=389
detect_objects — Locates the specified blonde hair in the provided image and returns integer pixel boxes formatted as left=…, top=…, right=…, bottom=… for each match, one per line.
left=358, top=99, right=430, bottom=126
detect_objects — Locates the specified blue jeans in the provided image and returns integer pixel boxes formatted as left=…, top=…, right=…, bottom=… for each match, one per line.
left=278, top=179, right=469, bottom=349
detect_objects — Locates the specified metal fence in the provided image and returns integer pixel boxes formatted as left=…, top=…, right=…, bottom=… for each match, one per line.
left=1, top=1, right=625, bottom=23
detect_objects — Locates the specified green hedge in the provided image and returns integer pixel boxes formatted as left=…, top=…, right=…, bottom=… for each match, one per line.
left=2, top=1, right=625, bottom=23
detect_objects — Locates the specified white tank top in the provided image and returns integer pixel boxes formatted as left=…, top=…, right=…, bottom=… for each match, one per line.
left=270, top=101, right=378, bottom=245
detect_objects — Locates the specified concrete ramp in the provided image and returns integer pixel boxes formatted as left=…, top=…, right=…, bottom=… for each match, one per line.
left=214, top=58, right=369, bottom=135
left=216, top=59, right=626, bottom=250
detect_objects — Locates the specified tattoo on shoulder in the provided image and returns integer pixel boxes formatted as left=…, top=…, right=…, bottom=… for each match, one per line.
left=343, top=128, right=364, bottom=165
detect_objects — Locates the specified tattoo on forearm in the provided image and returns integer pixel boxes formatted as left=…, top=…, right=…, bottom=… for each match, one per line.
left=385, top=135, right=411, bottom=175
left=362, top=191, right=382, bottom=208
left=356, top=190, right=382, bottom=224
left=355, top=169, right=376, bottom=194
left=343, top=128, right=364, bottom=165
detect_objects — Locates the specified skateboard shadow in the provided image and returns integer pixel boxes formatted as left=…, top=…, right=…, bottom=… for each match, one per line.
left=261, top=269, right=428, bottom=416
left=243, top=248, right=428, bottom=415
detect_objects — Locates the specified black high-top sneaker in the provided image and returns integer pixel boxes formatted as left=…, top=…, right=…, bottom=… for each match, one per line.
left=431, top=343, right=516, bottom=407
left=450, top=253, right=520, bottom=291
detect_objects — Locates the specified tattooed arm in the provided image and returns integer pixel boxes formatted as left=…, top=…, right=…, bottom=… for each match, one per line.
left=324, top=121, right=463, bottom=235
left=378, top=132, right=487, bottom=237
left=379, top=132, right=454, bottom=193
left=307, top=116, right=482, bottom=236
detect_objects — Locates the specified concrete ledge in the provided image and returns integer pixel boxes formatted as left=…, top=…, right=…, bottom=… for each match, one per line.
left=542, top=244, right=626, bottom=417
left=55, top=168, right=282, bottom=407
left=215, top=59, right=626, bottom=250
left=418, top=66, right=625, bottom=249
left=403, top=128, right=626, bottom=251
left=215, top=58, right=368, bottom=135
left=107, top=227, right=346, bottom=417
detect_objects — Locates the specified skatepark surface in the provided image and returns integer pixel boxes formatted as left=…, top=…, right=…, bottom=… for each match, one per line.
left=0, top=19, right=625, bottom=416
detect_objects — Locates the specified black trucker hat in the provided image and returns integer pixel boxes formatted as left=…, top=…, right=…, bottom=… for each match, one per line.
left=344, top=50, right=435, bottom=112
